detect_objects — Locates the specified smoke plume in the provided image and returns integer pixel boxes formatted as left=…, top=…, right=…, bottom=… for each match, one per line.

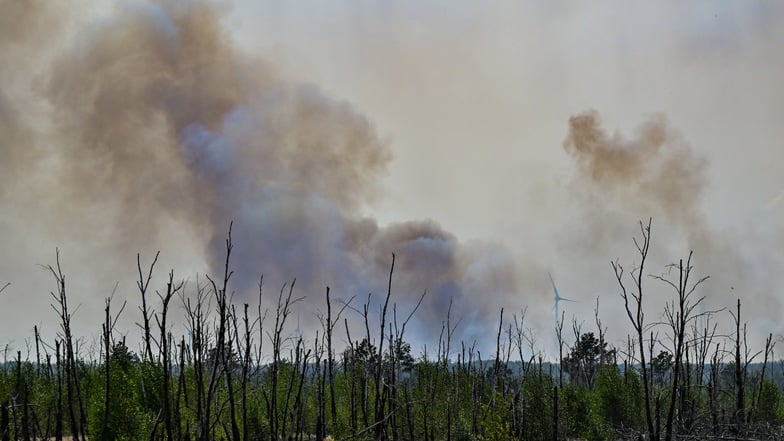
left=561, top=110, right=770, bottom=330
left=0, top=0, right=520, bottom=344
left=2, top=0, right=778, bottom=353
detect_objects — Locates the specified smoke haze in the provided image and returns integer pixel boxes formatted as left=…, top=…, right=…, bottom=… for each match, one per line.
left=0, top=0, right=525, bottom=348
left=0, top=0, right=782, bottom=355
left=561, top=111, right=762, bottom=325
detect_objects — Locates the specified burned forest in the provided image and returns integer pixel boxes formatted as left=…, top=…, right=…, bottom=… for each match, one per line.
left=1, top=220, right=783, bottom=441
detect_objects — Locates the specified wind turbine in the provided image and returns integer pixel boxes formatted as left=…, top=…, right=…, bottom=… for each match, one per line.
left=548, top=272, right=577, bottom=325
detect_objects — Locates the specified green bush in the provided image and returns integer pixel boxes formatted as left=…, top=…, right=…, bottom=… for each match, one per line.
left=87, top=345, right=151, bottom=441
left=755, top=380, right=781, bottom=424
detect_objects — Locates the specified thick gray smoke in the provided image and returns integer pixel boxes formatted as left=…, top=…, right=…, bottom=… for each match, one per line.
left=0, top=0, right=520, bottom=344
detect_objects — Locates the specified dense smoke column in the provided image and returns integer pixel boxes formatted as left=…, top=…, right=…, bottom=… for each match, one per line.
left=0, top=0, right=525, bottom=343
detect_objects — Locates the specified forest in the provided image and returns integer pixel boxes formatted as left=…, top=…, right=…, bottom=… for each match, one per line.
left=1, top=220, right=782, bottom=441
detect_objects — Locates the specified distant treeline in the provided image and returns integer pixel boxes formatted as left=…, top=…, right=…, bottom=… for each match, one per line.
left=1, top=221, right=783, bottom=441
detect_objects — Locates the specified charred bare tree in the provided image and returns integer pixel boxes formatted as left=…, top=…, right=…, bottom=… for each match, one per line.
left=325, top=289, right=335, bottom=435
left=732, top=299, right=745, bottom=432
left=653, top=252, right=708, bottom=441
left=54, top=341, right=62, bottom=441
left=707, top=342, right=721, bottom=435
left=280, top=338, right=300, bottom=437
left=750, top=333, right=774, bottom=422
left=314, top=332, right=326, bottom=441
left=137, top=252, right=160, bottom=363
left=555, top=311, right=565, bottom=388
left=222, top=304, right=241, bottom=441
left=33, top=326, right=41, bottom=376
left=612, top=219, right=655, bottom=440
left=47, top=251, right=87, bottom=441
left=343, top=318, right=358, bottom=435
left=100, top=293, right=127, bottom=441
left=373, top=254, right=395, bottom=441
left=323, top=288, right=353, bottom=436
left=264, top=279, right=300, bottom=441
left=239, top=303, right=256, bottom=441
left=200, top=223, right=235, bottom=441
left=361, top=297, right=372, bottom=430
left=156, top=271, right=183, bottom=441
left=15, top=351, right=30, bottom=441
left=513, top=310, right=535, bottom=439
left=491, top=308, right=504, bottom=410
left=183, top=281, right=209, bottom=440
left=175, top=336, right=188, bottom=441
left=292, top=340, right=311, bottom=441
left=390, top=291, right=425, bottom=441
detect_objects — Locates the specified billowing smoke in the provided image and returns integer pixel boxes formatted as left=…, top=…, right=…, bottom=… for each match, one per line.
left=561, top=110, right=774, bottom=339
left=0, top=0, right=520, bottom=345
left=561, top=109, right=713, bottom=258
left=2, top=0, right=778, bottom=354
left=564, top=110, right=706, bottom=228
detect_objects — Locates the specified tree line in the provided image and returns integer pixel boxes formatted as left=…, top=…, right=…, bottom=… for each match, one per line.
left=1, top=220, right=782, bottom=441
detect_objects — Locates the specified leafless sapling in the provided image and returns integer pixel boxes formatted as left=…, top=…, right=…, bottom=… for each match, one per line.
left=613, top=219, right=655, bottom=440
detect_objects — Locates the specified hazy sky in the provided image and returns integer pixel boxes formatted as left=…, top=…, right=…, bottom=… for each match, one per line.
left=0, top=0, right=782, bottom=359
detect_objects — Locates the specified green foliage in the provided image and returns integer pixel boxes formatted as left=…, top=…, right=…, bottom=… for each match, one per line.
left=138, top=360, right=164, bottom=413
left=477, top=395, right=513, bottom=441
left=521, top=372, right=553, bottom=441
left=594, top=365, right=626, bottom=426
left=561, top=382, right=593, bottom=438
left=563, top=332, right=616, bottom=390
left=651, top=350, right=673, bottom=391
left=2, top=339, right=784, bottom=441
left=755, top=380, right=781, bottom=424
left=87, top=343, right=150, bottom=441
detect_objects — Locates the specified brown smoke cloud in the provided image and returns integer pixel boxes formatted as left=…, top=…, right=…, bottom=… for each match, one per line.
left=561, top=110, right=768, bottom=329
left=0, top=0, right=522, bottom=344
left=562, top=109, right=710, bottom=254
left=564, top=110, right=706, bottom=227
left=0, top=0, right=65, bottom=193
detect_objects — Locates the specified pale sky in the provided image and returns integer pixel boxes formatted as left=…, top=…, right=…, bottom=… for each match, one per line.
left=0, top=0, right=782, bottom=359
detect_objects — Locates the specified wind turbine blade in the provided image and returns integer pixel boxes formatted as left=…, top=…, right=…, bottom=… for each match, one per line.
left=548, top=272, right=560, bottom=299
left=549, top=272, right=579, bottom=304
